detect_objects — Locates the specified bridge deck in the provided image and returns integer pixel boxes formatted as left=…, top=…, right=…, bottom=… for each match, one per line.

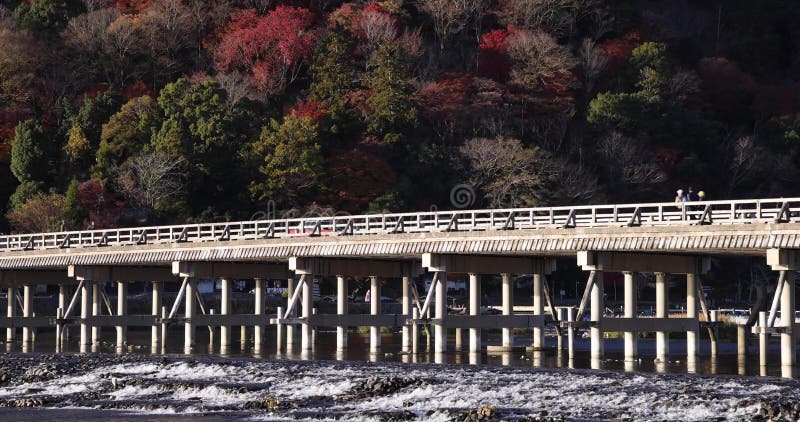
left=0, top=198, right=797, bottom=269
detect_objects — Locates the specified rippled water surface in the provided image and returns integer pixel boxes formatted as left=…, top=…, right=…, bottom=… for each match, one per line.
left=0, top=328, right=798, bottom=420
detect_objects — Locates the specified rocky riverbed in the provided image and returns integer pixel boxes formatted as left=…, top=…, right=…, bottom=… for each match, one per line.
left=0, top=353, right=798, bottom=420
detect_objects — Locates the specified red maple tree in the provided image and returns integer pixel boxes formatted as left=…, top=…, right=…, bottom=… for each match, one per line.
left=214, top=6, right=318, bottom=97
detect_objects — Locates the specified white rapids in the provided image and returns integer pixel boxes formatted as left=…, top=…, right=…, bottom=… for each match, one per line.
left=0, top=355, right=797, bottom=421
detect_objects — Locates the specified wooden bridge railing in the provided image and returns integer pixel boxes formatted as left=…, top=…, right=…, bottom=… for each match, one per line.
left=0, top=198, right=797, bottom=252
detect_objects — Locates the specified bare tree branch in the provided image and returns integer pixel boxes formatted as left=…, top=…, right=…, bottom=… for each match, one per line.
left=116, top=152, right=186, bottom=212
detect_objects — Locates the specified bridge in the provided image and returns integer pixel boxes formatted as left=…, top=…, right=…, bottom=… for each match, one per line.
left=1, top=197, right=799, bottom=376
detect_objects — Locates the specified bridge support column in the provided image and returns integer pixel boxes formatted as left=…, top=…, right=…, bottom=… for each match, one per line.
left=91, top=282, right=101, bottom=346
left=80, top=282, right=90, bottom=348
left=401, top=276, right=412, bottom=352
left=533, top=273, right=545, bottom=350
left=58, top=284, right=68, bottom=346
left=116, top=281, right=127, bottom=352
left=254, top=278, right=264, bottom=351
left=337, top=276, right=348, bottom=351
left=737, top=324, right=747, bottom=357
left=686, top=274, right=699, bottom=359
left=781, top=272, right=796, bottom=374
left=623, top=272, right=637, bottom=361
left=435, top=271, right=447, bottom=354
left=22, top=284, right=32, bottom=345
left=301, top=276, right=313, bottom=351
left=370, top=276, right=381, bottom=353
left=6, top=287, right=15, bottom=344
left=759, top=311, right=768, bottom=368
left=655, top=272, right=668, bottom=361
left=591, top=271, right=604, bottom=359
left=469, top=273, right=481, bottom=353
left=286, top=278, right=295, bottom=348
left=567, top=307, right=575, bottom=359
left=275, top=306, right=283, bottom=353
left=501, top=273, right=513, bottom=350
left=579, top=251, right=709, bottom=363
left=422, top=254, right=554, bottom=355
left=184, top=278, right=196, bottom=352
left=151, top=282, right=162, bottom=351
left=220, top=278, right=231, bottom=350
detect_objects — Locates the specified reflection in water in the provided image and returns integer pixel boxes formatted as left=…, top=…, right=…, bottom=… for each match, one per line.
left=624, top=360, right=636, bottom=372
left=2, top=327, right=795, bottom=379
left=686, top=356, right=697, bottom=374
left=532, top=351, right=544, bottom=368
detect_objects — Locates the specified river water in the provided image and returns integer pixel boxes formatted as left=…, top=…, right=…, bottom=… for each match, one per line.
left=0, top=328, right=798, bottom=420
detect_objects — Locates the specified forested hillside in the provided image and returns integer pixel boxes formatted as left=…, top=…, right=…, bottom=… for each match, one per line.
left=0, top=0, right=798, bottom=233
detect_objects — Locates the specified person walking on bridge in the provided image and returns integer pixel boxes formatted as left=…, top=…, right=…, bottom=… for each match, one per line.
left=675, top=189, right=686, bottom=205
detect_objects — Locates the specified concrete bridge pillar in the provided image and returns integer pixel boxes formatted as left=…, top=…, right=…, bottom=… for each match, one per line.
left=80, top=281, right=90, bottom=348
left=532, top=273, right=544, bottom=350
left=336, top=275, right=348, bottom=351
left=220, top=278, right=232, bottom=349
left=289, top=257, right=419, bottom=355
left=184, top=278, right=196, bottom=352
left=286, top=278, right=295, bottom=348
left=401, top=276, right=412, bottom=352
left=655, top=272, right=669, bottom=361
left=469, top=273, right=481, bottom=353
left=91, top=282, right=102, bottom=346
left=591, top=271, right=604, bottom=359
left=579, top=251, right=708, bottom=363
left=58, top=284, right=69, bottom=346
left=435, top=271, right=447, bottom=354
left=22, top=284, right=32, bottom=345
left=254, top=278, right=265, bottom=351
left=116, top=281, right=127, bottom=352
left=781, top=272, right=796, bottom=375
left=301, top=276, right=313, bottom=351
left=501, top=273, right=513, bottom=350
left=423, top=254, right=555, bottom=355
left=623, top=272, right=637, bottom=361
left=767, top=249, right=800, bottom=376
left=370, top=276, right=381, bottom=353
left=152, top=281, right=162, bottom=351
left=686, top=273, right=699, bottom=359
left=6, top=287, right=15, bottom=344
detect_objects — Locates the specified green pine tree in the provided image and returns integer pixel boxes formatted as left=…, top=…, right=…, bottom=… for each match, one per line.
left=308, top=25, right=361, bottom=135
left=62, top=179, right=87, bottom=230
left=11, top=119, right=51, bottom=184
left=249, top=114, right=323, bottom=205
left=364, top=41, right=418, bottom=145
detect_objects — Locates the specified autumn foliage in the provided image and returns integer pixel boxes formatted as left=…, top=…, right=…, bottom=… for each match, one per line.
left=214, top=6, right=319, bottom=97
left=0, top=0, right=798, bottom=232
